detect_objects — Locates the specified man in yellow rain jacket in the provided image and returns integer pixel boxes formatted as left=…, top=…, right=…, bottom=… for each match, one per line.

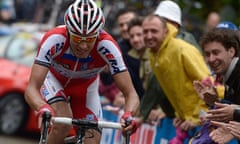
left=142, top=15, right=210, bottom=143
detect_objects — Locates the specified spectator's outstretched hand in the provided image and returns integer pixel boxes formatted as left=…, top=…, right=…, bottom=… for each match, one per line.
left=179, top=120, right=197, bottom=131
left=206, top=102, right=238, bottom=122
left=173, top=117, right=184, bottom=127
left=193, top=80, right=205, bottom=99
left=193, top=79, right=218, bottom=107
left=146, top=108, right=166, bottom=126
left=210, top=121, right=234, bottom=144
left=227, top=121, right=240, bottom=140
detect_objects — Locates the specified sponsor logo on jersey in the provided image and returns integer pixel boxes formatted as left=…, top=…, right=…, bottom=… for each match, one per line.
left=45, top=50, right=51, bottom=61
left=41, top=86, right=50, bottom=97
left=99, top=46, right=120, bottom=73
left=45, top=42, right=64, bottom=62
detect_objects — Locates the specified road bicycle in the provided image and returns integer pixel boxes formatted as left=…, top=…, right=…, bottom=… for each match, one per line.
left=39, top=111, right=131, bottom=144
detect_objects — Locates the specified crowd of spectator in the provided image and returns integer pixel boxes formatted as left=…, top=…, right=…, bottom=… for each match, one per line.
left=100, top=0, right=240, bottom=143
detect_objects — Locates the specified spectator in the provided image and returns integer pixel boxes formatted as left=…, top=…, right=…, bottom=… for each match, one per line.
left=204, top=11, right=221, bottom=34
left=139, top=1, right=204, bottom=142
left=192, top=21, right=240, bottom=144
left=99, top=8, right=138, bottom=111
left=0, top=0, right=18, bottom=35
left=116, top=8, right=136, bottom=53
left=141, top=15, right=210, bottom=144
left=116, top=8, right=145, bottom=99
left=99, top=9, right=138, bottom=110
left=199, top=22, right=240, bottom=110
left=127, top=16, right=167, bottom=124
left=154, top=0, right=201, bottom=52
left=0, top=0, right=16, bottom=24
left=127, top=16, right=150, bottom=90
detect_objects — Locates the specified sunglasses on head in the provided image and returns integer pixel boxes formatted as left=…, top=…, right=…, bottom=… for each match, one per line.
left=69, top=31, right=98, bottom=43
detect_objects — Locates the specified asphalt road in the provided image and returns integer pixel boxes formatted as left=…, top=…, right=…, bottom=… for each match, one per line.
left=0, top=133, right=39, bottom=144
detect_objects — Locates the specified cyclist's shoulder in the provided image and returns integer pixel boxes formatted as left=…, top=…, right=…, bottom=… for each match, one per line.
left=97, top=30, right=120, bottom=53
left=40, top=25, right=68, bottom=48
left=43, top=25, right=68, bottom=40
left=98, top=30, right=116, bottom=42
left=38, top=25, right=69, bottom=59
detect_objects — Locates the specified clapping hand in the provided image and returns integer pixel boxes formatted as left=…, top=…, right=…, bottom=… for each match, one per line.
left=193, top=77, right=218, bottom=107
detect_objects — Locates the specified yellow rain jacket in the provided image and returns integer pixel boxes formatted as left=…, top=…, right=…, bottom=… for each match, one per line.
left=149, top=23, right=209, bottom=124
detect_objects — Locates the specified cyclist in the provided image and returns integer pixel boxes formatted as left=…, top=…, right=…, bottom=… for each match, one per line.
left=24, top=0, right=139, bottom=143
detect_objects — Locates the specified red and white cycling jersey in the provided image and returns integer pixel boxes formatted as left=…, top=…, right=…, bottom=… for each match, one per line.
left=35, top=25, right=126, bottom=120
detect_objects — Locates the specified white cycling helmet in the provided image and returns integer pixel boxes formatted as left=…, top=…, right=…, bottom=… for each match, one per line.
left=154, top=0, right=182, bottom=25
left=64, top=0, right=105, bottom=35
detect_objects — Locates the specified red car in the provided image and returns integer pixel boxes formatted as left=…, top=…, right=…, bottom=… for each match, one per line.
left=0, top=32, right=43, bottom=135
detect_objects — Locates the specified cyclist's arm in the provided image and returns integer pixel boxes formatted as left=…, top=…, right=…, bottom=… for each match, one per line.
left=25, top=64, right=49, bottom=111
left=113, top=71, right=139, bottom=115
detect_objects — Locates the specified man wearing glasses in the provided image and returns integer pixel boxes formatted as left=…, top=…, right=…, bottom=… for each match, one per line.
left=24, top=0, right=140, bottom=143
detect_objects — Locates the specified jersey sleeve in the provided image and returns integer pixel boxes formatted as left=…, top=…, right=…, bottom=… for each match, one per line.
left=97, top=39, right=127, bottom=75
left=35, top=34, right=66, bottom=67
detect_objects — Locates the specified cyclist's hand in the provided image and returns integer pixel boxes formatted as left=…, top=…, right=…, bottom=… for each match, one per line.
left=37, top=103, right=55, bottom=128
left=120, top=111, right=140, bottom=135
